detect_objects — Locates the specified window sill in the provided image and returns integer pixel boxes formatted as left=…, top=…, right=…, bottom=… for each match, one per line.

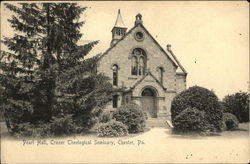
left=128, top=76, right=138, bottom=80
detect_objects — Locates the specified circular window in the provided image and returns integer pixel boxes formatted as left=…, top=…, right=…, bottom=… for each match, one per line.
left=135, top=31, right=144, bottom=41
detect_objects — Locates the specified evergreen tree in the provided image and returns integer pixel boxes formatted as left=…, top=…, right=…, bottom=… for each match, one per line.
left=0, top=3, right=113, bottom=135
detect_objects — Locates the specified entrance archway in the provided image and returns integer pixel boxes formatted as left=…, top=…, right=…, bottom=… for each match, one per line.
left=141, top=87, right=157, bottom=118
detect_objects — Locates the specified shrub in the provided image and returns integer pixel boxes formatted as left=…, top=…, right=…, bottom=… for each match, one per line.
left=222, top=113, right=239, bottom=131
left=143, top=111, right=148, bottom=120
left=11, top=122, right=49, bottom=138
left=222, top=92, right=249, bottom=122
left=98, top=109, right=113, bottom=123
left=11, top=114, right=76, bottom=138
left=11, top=123, right=36, bottom=138
left=112, top=102, right=146, bottom=133
left=173, top=107, right=210, bottom=133
left=48, top=114, right=76, bottom=136
left=96, top=120, right=128, bottom=137
left=171, top=86, right=223, bottom=132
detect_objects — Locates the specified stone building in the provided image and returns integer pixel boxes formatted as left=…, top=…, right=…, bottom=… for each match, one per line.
left=96, top=10, right=187, bottom=121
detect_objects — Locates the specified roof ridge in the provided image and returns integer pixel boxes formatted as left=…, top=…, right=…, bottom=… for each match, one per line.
left=97, top=21, right=187, bottom=76
left=166, top=46, right=187, bottom=75
left=131, top=71, right=166, bottom=91
left=97, top=24, right=140, bottom=61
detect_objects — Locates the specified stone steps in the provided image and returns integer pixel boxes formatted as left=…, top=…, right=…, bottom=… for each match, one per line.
left=146, top=117, right=171, bottom=128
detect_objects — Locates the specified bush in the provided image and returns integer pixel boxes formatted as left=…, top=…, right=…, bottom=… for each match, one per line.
left=173, top=107, right=210, bottom=133
left=98, top=109, right=114, bottom=123
left=11, top=114, right=76, bottom=138
left=143, top=111, right=148, bottom=120
left=171, top=86, right=223, bottom=132
left=113, top=102, right=146, bottom=133
left=222, top=113, right=239, bottom=131
left=48, top=114, right=75, bottom=136
left=222, top=92, right=249, bottom=122
left=10, top=122, right=48, bottom=138
left=96, top=120, right=128, bottom=137
left=11, top=123, right=36, bottom=138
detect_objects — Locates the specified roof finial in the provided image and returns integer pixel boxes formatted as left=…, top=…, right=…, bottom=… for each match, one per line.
left=135, top=13, right=143, bottom=25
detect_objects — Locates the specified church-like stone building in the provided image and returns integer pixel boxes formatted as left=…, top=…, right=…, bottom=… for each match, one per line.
left=96, top=10, right=187, bottom=121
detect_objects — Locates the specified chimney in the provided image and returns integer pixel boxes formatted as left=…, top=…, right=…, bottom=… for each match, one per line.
left=167, top=44, right=171, bottom=52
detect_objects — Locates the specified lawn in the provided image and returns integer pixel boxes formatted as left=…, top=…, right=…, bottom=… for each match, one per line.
left=1, top=122, right=249, bottom=163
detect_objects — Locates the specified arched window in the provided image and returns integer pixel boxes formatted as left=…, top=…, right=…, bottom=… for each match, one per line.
left=131, top=48, right=146, bottom=76
left=112, top=64, right=118, bottom=86
left=142, top=88, right=155, bottom=97
left=158, top=67, right=164, bottom=84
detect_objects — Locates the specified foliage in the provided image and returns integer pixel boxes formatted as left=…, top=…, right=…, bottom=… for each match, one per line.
left=171, top=86, right=223, bottom=132
left=113, top=102, right=146, bottom=133
left=143, top=111, right=148, bottom=120
left=55, top=56, right=114, bottom=132
left=47, top=114, right=76, bottom=136
left=96, top=120, right=128, bottom=137
left=11, top=114, right=76, bottom=138
left=173, top=107, right=211, bottom=133
left=98, top=109, right=114, bottom=123
left=222, top=92, right=249, bottom=122
left=11, top=122, right=37, bottom=138
left=0, top=3, right=113, bottom=137
left=222, top=113, right=239, bottom=131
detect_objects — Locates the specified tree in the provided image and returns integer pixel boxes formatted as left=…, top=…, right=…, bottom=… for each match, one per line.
left=55, top=56, right=114, bottom=132
left=222, top=92, right=249, bottom=122
left=0, top=3, right=113, bottom=136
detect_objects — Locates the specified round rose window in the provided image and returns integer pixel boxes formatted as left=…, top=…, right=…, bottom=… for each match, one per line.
left=135, top=31, right=144, bottom=41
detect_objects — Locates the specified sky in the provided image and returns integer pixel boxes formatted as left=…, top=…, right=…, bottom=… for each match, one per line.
left=1, top=1, right=249, bottom=99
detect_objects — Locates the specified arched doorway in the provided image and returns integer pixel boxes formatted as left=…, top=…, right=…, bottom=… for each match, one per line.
left=141, top=88, right=157, bottom=118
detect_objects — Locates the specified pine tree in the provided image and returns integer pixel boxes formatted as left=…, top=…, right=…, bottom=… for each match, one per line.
left=1, top=3, right=113, bottom=135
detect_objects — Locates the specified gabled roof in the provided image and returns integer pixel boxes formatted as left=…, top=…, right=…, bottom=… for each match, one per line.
left=113, top=9, right=126, bottom=29
left=167, top=45, right=187, bottom=75
left=97, top=23, right=139, bottom=61
left=98, top=21, right=187, bottom=75
left=131, top=71, right=167, bottom=91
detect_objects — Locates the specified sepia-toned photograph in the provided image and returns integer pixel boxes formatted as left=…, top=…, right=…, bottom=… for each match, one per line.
left=0, top=1, right=249, bottom=163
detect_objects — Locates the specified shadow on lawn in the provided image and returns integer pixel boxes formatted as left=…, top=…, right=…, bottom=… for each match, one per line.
left=164, top=125, right=249, bottom=140
left=1, top=121, right=151, bottom=140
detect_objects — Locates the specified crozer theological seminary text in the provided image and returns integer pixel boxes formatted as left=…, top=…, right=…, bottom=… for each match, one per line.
left=23, top=139, right=145, bottom=146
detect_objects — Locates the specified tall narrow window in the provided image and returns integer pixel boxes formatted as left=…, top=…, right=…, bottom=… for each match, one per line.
left=112, top=65, right=118, bottom=86
left=131, top=48, right=146, bottom=76
left=158, top=67, right=164, bottom=84
left=113, top=95, right=118, bottom=108
left=131, top=56, right=138, bottom=75
left=138, top=56, right=144, bottom=75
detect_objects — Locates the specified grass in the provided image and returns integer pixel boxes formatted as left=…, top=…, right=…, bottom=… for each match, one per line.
left=0, top=121, right=151, bottom=139
left=1, top=121, right=249, bottom=139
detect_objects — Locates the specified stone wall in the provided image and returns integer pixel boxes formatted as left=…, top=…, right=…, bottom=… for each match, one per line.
left=97, top=24, right=187, bottom=118
left=97, top=25, right=177, bottom=91
left=176, top=73, right=187, bottom=93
